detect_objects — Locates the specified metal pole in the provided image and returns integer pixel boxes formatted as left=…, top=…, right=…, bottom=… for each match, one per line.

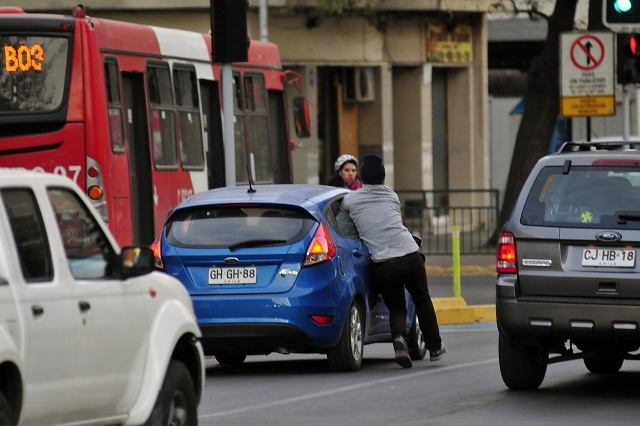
left=259, top=0, right=268, bottom=42
left=623, top=85, right=630, bottom=142
left=222, top=64, right=236, bottom=186
left=452, top=225, right=461, bottom=298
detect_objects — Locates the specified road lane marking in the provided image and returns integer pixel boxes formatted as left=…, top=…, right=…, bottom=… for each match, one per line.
left=198, top=358, right=498, bottom=421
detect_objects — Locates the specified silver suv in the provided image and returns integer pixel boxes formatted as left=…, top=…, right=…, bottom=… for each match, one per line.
left=497, top=140, right=640, bottom=390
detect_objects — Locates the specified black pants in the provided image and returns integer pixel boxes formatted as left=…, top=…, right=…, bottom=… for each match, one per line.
left=373, top=251, right=442, bottom=351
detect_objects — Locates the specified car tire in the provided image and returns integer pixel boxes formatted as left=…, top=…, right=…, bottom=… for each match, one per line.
left=144, top=360, right=197, bottom=426
left=327, top=301, right=364, bottom=372
left=0, top=392, right=14, bottom=426
left=215, top=353, right=247, bottom=366
left=584, top=354, right=624, bottom=374
left=499, top=334, right=547, bottom=390
left=407, top=313, right=427, bottom=360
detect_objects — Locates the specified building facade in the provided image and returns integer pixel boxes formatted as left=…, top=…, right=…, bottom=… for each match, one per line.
left=20, top=0, right=493, bottom=208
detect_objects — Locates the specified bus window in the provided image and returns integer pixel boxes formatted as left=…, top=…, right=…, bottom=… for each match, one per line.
left=105, top=58, right=125, bottom=152
left=147, top=63, right=178, bottom=169
left=244, top=74, right=273, bottom=183
left=232, top=72, right=248, bottom=183
left=173, top=66, right=204, bottom=170
left=269, top=91, right=291, bottom=183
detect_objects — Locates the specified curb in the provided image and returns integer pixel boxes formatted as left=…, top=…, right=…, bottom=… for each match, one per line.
left=433, top=297, right=496, bottom=325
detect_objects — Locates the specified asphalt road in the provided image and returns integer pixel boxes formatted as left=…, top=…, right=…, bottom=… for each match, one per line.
left=197, top=321, right=640, bottom=425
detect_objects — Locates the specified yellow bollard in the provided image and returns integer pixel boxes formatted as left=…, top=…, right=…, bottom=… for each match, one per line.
left=452, top=225, right=461, bottom=297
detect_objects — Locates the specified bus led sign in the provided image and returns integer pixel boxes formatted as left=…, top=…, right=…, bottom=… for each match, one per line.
left=4, top=44, right=44, bottom=72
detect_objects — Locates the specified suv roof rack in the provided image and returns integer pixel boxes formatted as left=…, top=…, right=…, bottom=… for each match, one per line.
left=557, top=140, right=640, bottom=153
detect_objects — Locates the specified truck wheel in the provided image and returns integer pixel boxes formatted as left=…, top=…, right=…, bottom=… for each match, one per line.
left=584, top=354, right=624, bottom=374
left=145, top=360, right=197, bottom=426
left=499, top=334, right=547, bottom=390
left=327, top=301, right=364, bottom=372
left=0, top=392, right=14, bottom=426
left=407, top=313, right=427, bottom=360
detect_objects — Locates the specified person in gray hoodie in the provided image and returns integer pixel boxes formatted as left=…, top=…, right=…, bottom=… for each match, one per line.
left=341, top=154, right=446, bottom=368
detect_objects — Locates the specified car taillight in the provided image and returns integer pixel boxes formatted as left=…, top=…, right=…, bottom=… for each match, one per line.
left=303, top=222, right=336, bottom=267
left=150, top=239, right=164, bottom=270
left=310, top=315, right=335, bottom=325
left=497, top=232, right=517, bottom=274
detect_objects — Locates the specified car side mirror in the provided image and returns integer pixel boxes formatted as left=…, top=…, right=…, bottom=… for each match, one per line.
left=119, top=246, right=154, bottom=279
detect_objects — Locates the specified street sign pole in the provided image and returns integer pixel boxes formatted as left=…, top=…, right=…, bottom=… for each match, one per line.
left=623, top=84, right=631, bottom=141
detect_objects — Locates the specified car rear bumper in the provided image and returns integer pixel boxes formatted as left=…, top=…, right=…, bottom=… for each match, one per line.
left=192, top=291, right=348, bottom=355
left=497, top=278, right=640, bottom=345
left=199, top=323, right=328, bottom=355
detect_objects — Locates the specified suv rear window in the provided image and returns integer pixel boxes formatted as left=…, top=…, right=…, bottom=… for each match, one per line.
left=165, top=206, right=315, bottom=248
left=521, top=165, right=640, bottom=229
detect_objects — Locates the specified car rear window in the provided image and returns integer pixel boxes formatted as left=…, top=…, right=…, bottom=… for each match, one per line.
left=165, top=205, right=316, bottom=248
left=521, top=165, right=640, bottom=229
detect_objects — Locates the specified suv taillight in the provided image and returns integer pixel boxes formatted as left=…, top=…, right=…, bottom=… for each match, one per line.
left=303, top=222, right=336, bottom=267
left=497, top=232, right=517, bottom=274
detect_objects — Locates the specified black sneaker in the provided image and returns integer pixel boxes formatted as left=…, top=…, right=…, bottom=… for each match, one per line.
left=393, top=336, right=412, bottom=368
left=429, top=344, right=447, bottom=362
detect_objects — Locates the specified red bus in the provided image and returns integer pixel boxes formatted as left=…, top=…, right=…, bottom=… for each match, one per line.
left=0, top=5, right=308, bottom=246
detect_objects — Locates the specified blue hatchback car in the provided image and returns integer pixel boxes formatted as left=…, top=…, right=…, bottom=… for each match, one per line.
left=155, top=184, right=426, bottom=371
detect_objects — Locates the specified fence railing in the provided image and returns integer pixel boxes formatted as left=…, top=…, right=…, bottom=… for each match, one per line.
left=397, top=189, right=500, bottom=255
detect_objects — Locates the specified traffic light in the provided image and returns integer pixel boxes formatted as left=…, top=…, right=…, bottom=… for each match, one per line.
left=617, top=33, right=640, bottom=84
left=604, top=0, right=640, bottom=28
left=211, top=0, right=249, bottom=63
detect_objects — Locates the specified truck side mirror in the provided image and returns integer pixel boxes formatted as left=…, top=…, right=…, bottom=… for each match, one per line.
left=120, top=246, right=154, bottom=278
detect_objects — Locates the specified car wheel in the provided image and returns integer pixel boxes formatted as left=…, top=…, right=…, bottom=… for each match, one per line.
left=144, top=360, right=197, bottom=426
left=498, top=334, right=547, bottom=390
left=327, top=301, right=364, bottom=372
left=407, top=313, right=427, bottom=360
left=0, top=392, right=14, bottom=426
left=584, top=353, right=624, bottom=374
left=215, top=353, right=247, bottom=366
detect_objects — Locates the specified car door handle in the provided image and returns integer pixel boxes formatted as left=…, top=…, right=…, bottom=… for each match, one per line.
left=352, top=249, right=363, bottom=257
left=31, top=305, right=44, bottom=317
left=78, top=301, right=91, bottom=312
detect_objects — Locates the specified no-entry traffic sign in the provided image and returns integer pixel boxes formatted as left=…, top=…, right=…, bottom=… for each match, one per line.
left=560, top=32, right=615, bottom=117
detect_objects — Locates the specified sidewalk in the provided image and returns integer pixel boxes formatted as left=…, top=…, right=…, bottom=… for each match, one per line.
left=425, top=254, right=496, bottom=325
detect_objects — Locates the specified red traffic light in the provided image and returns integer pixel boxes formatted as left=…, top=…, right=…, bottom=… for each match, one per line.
left=624, top=33, right=640, bottom=55
left=617, top=32, right=640, bottom=84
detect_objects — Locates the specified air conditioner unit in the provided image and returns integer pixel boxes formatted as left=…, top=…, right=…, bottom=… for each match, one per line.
left=343, top=67, right=375, bottom=102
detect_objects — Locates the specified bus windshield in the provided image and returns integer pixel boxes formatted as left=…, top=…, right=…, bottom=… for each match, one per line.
left=1, top=35, right=70, bottom=113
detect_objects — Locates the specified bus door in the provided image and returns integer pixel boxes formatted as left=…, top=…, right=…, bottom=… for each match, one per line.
left=122, top=72, right=155, bottom=245
left=200, top=79, right=225, bottom=188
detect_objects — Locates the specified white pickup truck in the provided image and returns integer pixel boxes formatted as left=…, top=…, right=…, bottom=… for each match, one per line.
left=0, top=169, right=204, bottom=425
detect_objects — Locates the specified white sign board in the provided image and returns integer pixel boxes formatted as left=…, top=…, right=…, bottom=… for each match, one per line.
left=560, top=32, right=615, bottom=117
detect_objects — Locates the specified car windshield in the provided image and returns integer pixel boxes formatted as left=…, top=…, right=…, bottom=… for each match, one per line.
left=165, top=205, right=316, bottom=248
left=521, top=165, right=640, bottom=229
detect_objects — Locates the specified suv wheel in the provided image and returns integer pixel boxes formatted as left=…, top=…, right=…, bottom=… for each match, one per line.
left=327, top=301, right=364, bottom=372
left=499, top=334, right=547, bottom=390
left=407, top=313, right=427, bottom=360
left=583, top=353, right=624, bottom=374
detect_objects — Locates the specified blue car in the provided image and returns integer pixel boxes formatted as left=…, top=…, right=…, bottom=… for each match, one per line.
left=155, top=184, right=426, bottom=371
